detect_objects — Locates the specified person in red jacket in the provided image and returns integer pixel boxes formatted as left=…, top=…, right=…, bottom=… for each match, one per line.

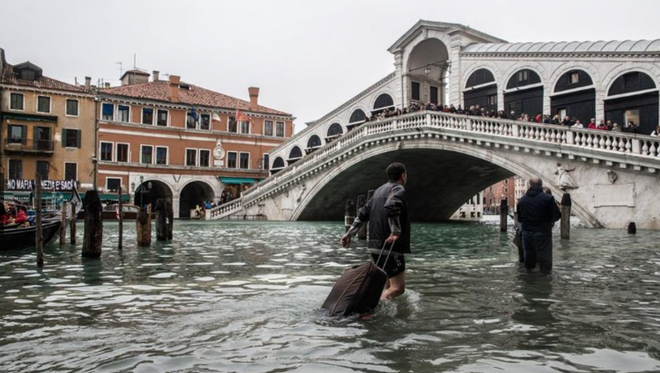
left=587, top=118, right=597, bottom=129
left=597, top=120, right=609, bottom=131
left=13, top=206, right=28, bottom=225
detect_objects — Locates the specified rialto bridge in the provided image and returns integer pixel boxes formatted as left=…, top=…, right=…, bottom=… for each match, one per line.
left=205, top=20, right=660, bottom=229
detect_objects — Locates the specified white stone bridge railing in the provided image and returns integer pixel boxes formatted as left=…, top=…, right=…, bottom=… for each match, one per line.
left=206, top=111, right=660, bottom=220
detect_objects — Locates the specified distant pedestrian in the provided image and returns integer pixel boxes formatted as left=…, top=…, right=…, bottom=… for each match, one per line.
left=517, top=178, right=561, bottom=274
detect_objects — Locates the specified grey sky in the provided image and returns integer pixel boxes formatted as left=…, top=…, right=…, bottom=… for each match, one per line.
left=2, top=0, right=660, bottom=131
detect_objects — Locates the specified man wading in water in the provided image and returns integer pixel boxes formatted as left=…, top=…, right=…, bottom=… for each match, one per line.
left=341, top=162, right=410, bottom=299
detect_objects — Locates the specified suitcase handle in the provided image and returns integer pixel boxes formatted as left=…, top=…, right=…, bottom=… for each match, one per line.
left=375, top=240, right=396, bottom=269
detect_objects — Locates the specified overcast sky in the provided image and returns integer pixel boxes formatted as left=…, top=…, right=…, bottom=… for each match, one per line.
left=3, top=0, right=660, bottom=131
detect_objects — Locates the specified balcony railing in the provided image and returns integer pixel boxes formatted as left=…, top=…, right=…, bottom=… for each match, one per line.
left=4, top=138, right=54, bottom=154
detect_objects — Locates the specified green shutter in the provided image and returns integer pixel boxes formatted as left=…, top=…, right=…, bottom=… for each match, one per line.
left=76, top=129, right=81, bottom=148
left=61, top=129, right=67, bottom=148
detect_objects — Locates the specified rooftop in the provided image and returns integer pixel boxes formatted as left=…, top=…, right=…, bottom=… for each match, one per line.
left=101, top=80, right=292, bottom=116
left=1, top=62, right=88, bottom=93
left=462, top=39, right=660, bottom=54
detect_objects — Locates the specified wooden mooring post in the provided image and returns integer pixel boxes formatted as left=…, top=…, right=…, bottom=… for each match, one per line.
left=70, top=202, right=77, bottom=245
left=167, top=200, right=173, bottom=240
left=560, top=193, right=571, bottom=240
left=136, top=205, right=152, bottom=247
left=356, top=194, right=367, bottom=240
left=156, top=198, right=168, bottom=241
left=36, top=177, right=44, bottom=267
left=499, top=197, right=508, bottom=232
left=344, top=199, right=355, bottom=232
left=82, top=190, right=103, bottom=258
left=118, top=187, right=123, bottom=250
left=60, top=201, right=67, bottom=245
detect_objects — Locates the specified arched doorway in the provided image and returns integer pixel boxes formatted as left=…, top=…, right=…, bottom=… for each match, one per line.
left=605, top=71, right=658, bottom=134
left=372, top=93, right=394, bottom=115
left=464, top=68, right=497, bottom=111
left=551, top=69, right=595, bottom=125
left=326, top=123, right=343, bottom=141
left=270, top=156, right=285, bottom=175
left=407, top=38, right=450, bottom=106
left=134, top=180, right=172, bottom=211
left=306, top=134, right=323, bottom=154
left=504, top=69, right=543, bottom=119
left=288, top=146, right=303, bottom=165
left=348, top=109, right=367, bottom=131
left=179, top=181, right=215, bottom=219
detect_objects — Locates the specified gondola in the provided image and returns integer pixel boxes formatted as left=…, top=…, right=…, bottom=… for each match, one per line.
left=0, top=218, right=62, bottom=251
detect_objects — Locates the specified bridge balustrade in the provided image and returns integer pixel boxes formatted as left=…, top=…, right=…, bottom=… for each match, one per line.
left=205, top=110, right=660, bottom=219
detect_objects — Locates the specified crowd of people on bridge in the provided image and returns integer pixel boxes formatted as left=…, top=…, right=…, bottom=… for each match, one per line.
left=361, top=101, right=660, bottom=137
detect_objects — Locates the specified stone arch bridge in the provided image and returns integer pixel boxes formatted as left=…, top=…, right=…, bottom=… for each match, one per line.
left=207, top=111, right=660, bottom=229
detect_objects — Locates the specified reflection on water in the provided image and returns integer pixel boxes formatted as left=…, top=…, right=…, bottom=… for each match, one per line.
left=1, top=221, right=659, bottom=372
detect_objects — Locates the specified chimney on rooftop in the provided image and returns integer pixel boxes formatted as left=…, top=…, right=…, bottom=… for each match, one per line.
left=153, top=70, right=159, bottom=81
left=105, top=82, right=111, bottom=88
left=248, top=87, right=260, bottom=111
left=85, top=76, right=91, bottom=91
left=169, top=75, right=181, bottom=103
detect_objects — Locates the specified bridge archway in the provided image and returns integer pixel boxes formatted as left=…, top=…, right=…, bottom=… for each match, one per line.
left=288, top=146, right=303, bottom=165
left=326, top=123, right=343, bottom=141
left=134, top=179, right=173, bottom=211
left=348, top=109, right=367, bottom=130
left=504, top=68, right=544, bottom=119
left=406, top=38, right=450, bottom=105
left=464, top=68, right=497, bottom=111
left=271, top=156, right=285, bottom=175
left=293, top=142, right=598, bottom=226
left=179, top=180, right=215, bottom=219
left=372, top=93, right=394, bottom=114
left=306, top=134, right=323, bottom=154
left=605, top=71, right=658, bottom=134
left=551, top=69, right=595, bottom=125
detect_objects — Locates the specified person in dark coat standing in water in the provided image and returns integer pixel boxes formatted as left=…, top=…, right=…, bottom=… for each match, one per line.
left=341, top=162, right=410, bottom=299
left=517, top=177, right=562, bottom=273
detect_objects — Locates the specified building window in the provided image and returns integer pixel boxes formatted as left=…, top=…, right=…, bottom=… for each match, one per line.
left=66, top=99, right=79, bottom=116
left=7, top=124, right=26, bottom=144
left=276, top=121, right=285, bottom=137
left=264, top=120, right=273, bottom=136
left=411, top=81, right=421, bottom=101
left=118, top=105, right=130, bottom=122
left=106, top=178, right=121, bottom=192
left=570, top=72, right=579, bottom=84
left=116, top=143, right=129, bottom=163
left=240, top=121, right=250, bottom=134
left=263, top=154, right=269, bottom=170
left=62, top=129, right=81, bottom=148
left=504, top=187, right=508, bottom=193
left=64, top=163, right=77, bottom=181
left=9, top=159, right=22, bottom=179
left=227, top=152, right=237, bottom=168
left=141, top=145, right=153, bottom=164
left=625, top=109, right=640, bottom=126
left=186, top=149, right=197, bottom=166
left=157, top=109, right=168, bottom=126
left=142, top=108, right=154, bottom=125
left=156, top=146, right=168, bottom=165
left=518, top=70, right=529, bottom=81
left=36, top=161, right=50, bottom=179
left=37, top=96, right=51, bottom=113
left=100, top=142, right=113, bottom=161
left=239, top=152, right=250, bottom=169
left=10, top=93, right=24, bottom=110
left=200, top=114, right=210, bottom=130
left=199, top=149, right=210, bottom=167
left=187, top=111, right=198, bottom=129
left=228, top=116, right=237, bottom=133
left=102, top=103, right=114, bottom=121
left=34, top=126, right=51, bottom=151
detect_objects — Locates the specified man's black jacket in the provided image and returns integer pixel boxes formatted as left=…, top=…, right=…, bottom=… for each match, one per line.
left=350, top=181, right=411, bottom=254
left=517, top=185, right=562, bottom=232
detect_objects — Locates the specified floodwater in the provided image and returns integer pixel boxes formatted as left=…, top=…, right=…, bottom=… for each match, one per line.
left=1, top=220, right=659, bottom=373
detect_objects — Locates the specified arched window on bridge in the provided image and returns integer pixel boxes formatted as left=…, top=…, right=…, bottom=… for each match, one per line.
left=270, top=156, right=285, bottom=175
left=372, top=93, right=394, bottom=115
left=551, top=69, right=595, bottom=125
left=305, top=134, right=323, bottom=154
left=605, top=71, right=658, bottom=135
left=347, top=109, right=367, bottom=131
left=504, top=69, right=543, bottom=119
left=288, top=146, right=303, bottom=166
left=463, top=68, right=497, bottom=112
left=326, top=123, right=343, bottom=142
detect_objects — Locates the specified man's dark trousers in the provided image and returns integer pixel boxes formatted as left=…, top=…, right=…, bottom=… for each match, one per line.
left=522, top=230, right=553, bottom=273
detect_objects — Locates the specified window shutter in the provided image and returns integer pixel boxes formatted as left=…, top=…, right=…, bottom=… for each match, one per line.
left=62, top=129, right=67, bottom=148
left=22, top=126, right=27, bottom=142
left=76, top=130, right=81, bottom=148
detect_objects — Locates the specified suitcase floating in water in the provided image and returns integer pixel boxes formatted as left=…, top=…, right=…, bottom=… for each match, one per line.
left=321, top=242, right=394, bottom=317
